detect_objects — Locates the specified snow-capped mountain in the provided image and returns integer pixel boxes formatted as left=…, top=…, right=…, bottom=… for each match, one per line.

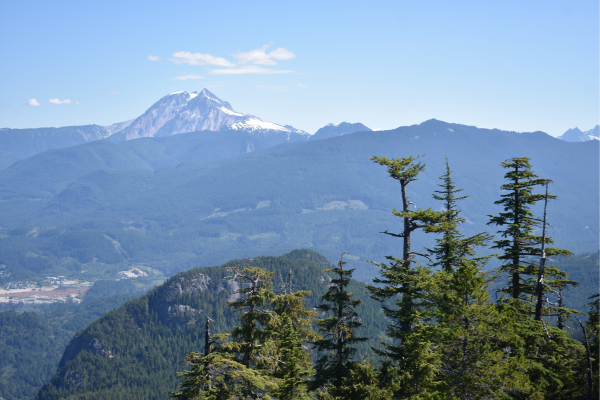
left=557, top=125, right=599, bottom=142
left=309, top=122, right=371, bottom=140
left=107, top=89, right=309, bottom=142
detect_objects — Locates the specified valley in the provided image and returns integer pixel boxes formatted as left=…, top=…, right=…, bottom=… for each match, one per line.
left=0, top=89, right=597, bottom=399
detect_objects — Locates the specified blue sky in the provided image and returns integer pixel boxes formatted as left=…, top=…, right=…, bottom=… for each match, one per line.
left=0, top=0, right=597, bottom=136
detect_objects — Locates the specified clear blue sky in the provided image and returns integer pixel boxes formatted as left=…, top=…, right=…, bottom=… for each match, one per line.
left=0, top=0, right=597, bottom=136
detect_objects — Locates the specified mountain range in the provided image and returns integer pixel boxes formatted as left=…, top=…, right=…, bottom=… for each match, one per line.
left=0, top=118, right=595, bottom=289
left=0, top=90, right=597, bottom=399
left=0, top=89, right=374, bottom=171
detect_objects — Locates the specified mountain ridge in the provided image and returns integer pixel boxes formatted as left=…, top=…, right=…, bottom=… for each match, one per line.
left=557, top=125, right=599, bottom=142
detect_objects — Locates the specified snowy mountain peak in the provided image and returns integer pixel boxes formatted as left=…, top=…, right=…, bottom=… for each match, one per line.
left=557, top=125, right=600, bottom=142
left=108, top=89, right=308, bottom=141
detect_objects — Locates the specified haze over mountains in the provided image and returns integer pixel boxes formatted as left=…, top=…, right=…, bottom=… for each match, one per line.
left=0, top=89, right=597, bottom=399
left=0, top=117, right=596, bottom=288
left=556, top=125, right=599, bottom=142
left=0, top=89, right=375, bottom=170
left=0, top=89, right=596, bottom=282
left=1, top=88, right=595, bottom=173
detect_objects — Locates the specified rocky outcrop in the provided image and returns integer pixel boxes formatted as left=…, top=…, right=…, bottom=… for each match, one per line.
left=59, top=337, right=111, bottom=368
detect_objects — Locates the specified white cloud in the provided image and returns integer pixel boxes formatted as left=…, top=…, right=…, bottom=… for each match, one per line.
left=75, top=102, right=82, bottom=105
left=297, top=83, right=307, bottom=88
left=172, top=74, right=204, bottom=81
left=28, top=99, right=40, bottom=106
left=170, top=51, right=235, bottom=67
left=233, top=44, right=295, bottom=65
left=209, top=66, right=293, bottom=75
left=147, top=55, right=160, bottom=61
left=49, top=98, right=72, bottom=105
left=109, top=91, right=120, bottom=96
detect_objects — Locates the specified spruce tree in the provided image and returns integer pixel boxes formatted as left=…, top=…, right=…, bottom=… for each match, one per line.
left=312, top=253, right=367, bottom=392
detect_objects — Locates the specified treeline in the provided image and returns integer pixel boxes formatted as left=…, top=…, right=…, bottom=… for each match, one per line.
left=172, top=156, right=599, bottom=399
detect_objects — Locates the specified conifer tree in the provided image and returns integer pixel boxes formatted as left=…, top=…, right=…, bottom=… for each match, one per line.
left=226, top=266, right=278, bottom=369
left=312, top=253, right=367, bottom=392
left=487, top=157, right=572, bottom=301
left=315, top=360, right=395, bottom=400
left=487, top=158, right=586, bottom=398
left=273, top=316, right=312, bottom=400
left=426, top=158, right=492, bottom=272
left=172, top=338, right=278, bottom=400
left=431, top=262, right=534, bottom=399
left=367, top=155, right=443, bottom=359
left=173, top=266, right=281, bottom=399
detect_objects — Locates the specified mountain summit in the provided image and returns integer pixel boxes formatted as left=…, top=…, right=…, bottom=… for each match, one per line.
left=309, top=122, right=371, bottom=140
left=557, top=125, right=599, bottom=142
left=108, top=89, right=309, bottom=142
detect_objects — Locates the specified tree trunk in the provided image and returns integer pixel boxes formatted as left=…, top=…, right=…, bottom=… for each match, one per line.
left=512, top=166, right=520, bottom=299
left=400, top=179, right=413, bottom=334
left=534, top=183, right=549, bottom=320
left=576, top=317, right=594, bottom=400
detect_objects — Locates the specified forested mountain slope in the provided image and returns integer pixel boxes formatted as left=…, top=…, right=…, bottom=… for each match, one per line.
left=0, top=279, right=150, bottom=400
left=0, top=119, right=596, bottom=285
left=35, top=250, right=388, bottom=400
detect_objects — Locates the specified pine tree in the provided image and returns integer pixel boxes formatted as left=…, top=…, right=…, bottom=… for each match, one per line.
left=311, top=253, right=367, bottom=392
left=578, top=294, right=599, bottom=400
left=171, top=334, right=279, bottom=400
left=173, top=266, right=281, bottom=399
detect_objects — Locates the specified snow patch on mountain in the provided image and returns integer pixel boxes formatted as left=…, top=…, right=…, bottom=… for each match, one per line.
left=229, top=118, right=290, bottom=132
left=557, top=125, right=599, bottom=142
left=108, top=88, right=308, bottom=141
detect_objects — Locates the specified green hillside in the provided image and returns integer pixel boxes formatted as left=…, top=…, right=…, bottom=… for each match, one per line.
left=0, top=120, right=596, bottom=285
left=35, top=250, right=390, bottom=400
left=0, top=279, right=150, bottom=400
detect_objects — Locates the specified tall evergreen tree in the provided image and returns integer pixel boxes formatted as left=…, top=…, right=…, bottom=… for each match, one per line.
left=367, top=155, right=443, bottom=358
left=487, top=158, right=587, bottom=399
left=487, top=157, right=572, bottom=301
left=272, top=316, right=312, bottom=400
left=430, top=262, right=534, bottom=399
left=426, top=158, right=493, bottom=272
left=312, top=253, right=367, bottom=392
left=173, top=266, right=281, bottom=399
left=226, top=266, right=278, bottom=370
